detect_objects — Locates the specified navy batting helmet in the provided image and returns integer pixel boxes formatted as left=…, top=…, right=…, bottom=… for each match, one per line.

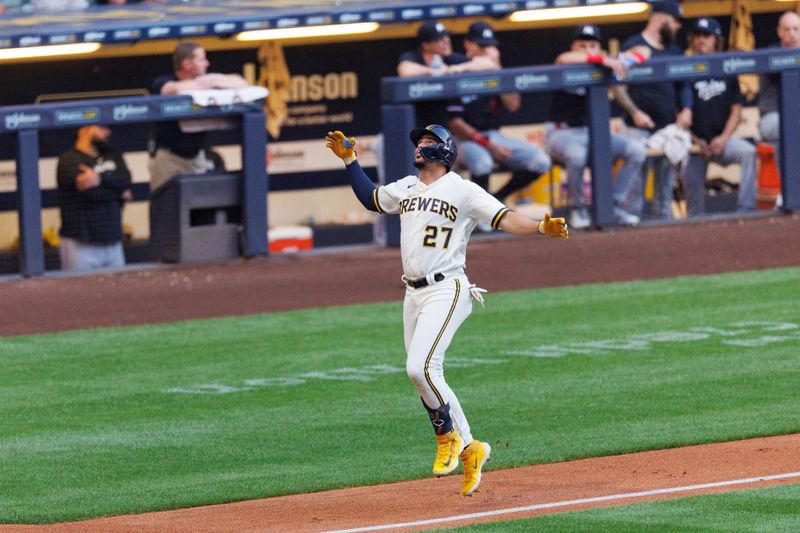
left=409, top=124, right=458, bottom=171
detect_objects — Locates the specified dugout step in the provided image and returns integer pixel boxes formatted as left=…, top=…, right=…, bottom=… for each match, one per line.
left=149, top=172, right=242, bottom=264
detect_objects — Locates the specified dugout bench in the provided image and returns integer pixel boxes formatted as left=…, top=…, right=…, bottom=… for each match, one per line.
left=379, top=48, right=800, bottom=245
left=3, top=94, right=268, bottom=277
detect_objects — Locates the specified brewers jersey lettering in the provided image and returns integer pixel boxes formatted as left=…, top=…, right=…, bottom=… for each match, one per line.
left=374, top=171, right=508, bottom=279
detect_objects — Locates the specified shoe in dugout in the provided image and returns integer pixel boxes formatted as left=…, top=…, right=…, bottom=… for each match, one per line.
left=568, top=207, right=591, bottom=230
left=433, top=429, right=462, bottom=476
left=613, top=206, right=640, bottom=226
left=460, top=440, right=491, bottom=495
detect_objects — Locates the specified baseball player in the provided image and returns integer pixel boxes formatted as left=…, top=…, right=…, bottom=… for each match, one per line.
left=325, top=125, right=568, bottom=496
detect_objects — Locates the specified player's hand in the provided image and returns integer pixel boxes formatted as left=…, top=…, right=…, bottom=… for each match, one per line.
left=676, top=108, right=693, bottom=130
left=325, top=130, right=357, bottom=163
left=695, top=138, right=712, bottom=157
left=709, top=135, right=727, bottom=156
left=602, top=55, right=628, bottom=81
left=75, top=164, right=101, bottom=191
left=488, top=143, right=512, bottom=162
left=539, top=213, right=569, bottom=239
left=632, top=110, right=655, bottom=130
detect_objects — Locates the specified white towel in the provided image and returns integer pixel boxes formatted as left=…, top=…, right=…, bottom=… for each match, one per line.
left=647, top=124, right=693, bottom=169
left=179, top=86, right=269, bottom=133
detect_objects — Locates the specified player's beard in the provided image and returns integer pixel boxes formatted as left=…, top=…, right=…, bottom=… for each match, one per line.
left=414, top=159, right=426, bottom=169
left=92, top=139, right=111, bottom=154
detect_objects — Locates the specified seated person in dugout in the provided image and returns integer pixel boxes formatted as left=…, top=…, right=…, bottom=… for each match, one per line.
left=397, top=20, right=499, bottom=128
left=683, top=17, right=756, bottom=217
left=545, top=24, right=647, bottom=229
left=614, top=0, right=694, bottom=221
left=757, top=11, right=800, bottom=209
left=447, top=21, right=551, bottom=206
left=149, top=42, right=247, bottom=191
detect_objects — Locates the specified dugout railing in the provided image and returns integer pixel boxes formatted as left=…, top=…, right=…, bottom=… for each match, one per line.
left=1, top=95, right=267, bottom=278
left=380, top=48, right=800, bottom=246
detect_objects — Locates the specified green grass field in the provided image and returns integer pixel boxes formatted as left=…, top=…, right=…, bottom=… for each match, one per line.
left=1, top=267, right=799, bottom=523
left=445, top=483, right=800, bottom=532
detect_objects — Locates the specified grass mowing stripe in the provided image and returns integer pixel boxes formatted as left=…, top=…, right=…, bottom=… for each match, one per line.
left=0, top=267, right=798, bottom=523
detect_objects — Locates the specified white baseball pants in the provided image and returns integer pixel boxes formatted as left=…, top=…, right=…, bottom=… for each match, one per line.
left=403, top=275, right=474, bottom=447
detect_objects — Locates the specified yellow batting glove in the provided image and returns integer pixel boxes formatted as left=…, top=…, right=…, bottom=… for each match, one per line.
left=324, top=130, right=357, bottom=163
left=538, top=213, right=569, bottom=239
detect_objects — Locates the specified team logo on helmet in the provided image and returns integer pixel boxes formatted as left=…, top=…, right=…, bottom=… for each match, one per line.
left=409, top=124, right=458, bottom=170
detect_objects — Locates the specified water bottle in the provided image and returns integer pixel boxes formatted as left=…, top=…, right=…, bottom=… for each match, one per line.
left=430, top=54, right=445, bottom=76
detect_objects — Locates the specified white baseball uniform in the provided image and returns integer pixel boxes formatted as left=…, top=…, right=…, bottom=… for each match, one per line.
left=373, top=170, right=508, bottom=447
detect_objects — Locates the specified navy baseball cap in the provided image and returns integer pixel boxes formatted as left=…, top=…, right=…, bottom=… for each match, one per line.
left=417, top=20, right=449, bottom=43
left=573, top=24, right=603, bottom=43
left=651, top=0, right=683, bottom=20
left=691, top=17, right=722, bottom=36
left=466, top=21, right=499, bottom=47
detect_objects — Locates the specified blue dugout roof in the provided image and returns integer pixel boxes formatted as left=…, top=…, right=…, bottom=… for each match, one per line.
left=0, top=0, right=644, bottom=48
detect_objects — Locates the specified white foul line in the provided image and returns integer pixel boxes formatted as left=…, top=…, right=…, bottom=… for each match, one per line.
left=323, top=471, right=800, bottom=533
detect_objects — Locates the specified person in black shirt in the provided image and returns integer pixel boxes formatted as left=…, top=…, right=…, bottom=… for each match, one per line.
left=149, top=42, right=247, bottom=191
left=57, top=125, right=132, bottom=271
left=397, top=20, right=499, bottom=126
left=446, top=21, right=551, bottom=206
left=757, top=11, right=800, bottom=210
left=758, top=12, right=800, bottom=147
left=545, top=25, right=647, bottom=229
left=614, top=0, right=693, bottom=220
left=684, top=17, right=756, bottom=216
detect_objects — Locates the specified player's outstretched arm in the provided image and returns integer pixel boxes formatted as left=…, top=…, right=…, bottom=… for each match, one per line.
left=324, top=130, right=380, bottom=213
left=499, top=211, right=569, bottom=239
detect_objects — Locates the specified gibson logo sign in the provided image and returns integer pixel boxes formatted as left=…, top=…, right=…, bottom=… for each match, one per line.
left=408, top=81, right=444, bottom=99
left=113, top=104, right=149, bottom=121
left=514, top=73, right=550, bottom=90
left=723, top=57, right=756, bottom=74
left=4, top=112, right=42, bottom=130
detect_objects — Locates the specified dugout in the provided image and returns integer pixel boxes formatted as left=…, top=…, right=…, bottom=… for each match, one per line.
left=0, top=0, right=798, bottom=276
left=149, top=172, right=243, bottom=264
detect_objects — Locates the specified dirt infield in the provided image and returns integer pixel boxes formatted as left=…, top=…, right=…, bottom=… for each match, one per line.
left=5, top=434, right=797, bottom=532
left=2, top=213, right=800, bottom=337
left=2, top=213, right=800, bottom=531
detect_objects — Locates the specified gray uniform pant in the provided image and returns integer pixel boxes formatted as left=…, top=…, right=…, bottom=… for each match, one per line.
left=457, top=130, right=551, bottom=178
left=624, top=127, right=679, bottom=220
left=544, top=125, right=646, bottom=209
left=683, top=136, right=757, bottom=216
left=60, top=237, right=125, bottom=272
left=149, top=149, right=208, bottom=192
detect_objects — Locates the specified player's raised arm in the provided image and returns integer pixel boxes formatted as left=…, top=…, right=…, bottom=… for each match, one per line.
left=325, top=130, right=381, bottom=213
left=499, top=211, right=569, bottom=239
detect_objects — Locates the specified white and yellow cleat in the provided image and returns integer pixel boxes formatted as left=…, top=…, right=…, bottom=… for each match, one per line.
left=432, top=429, right=462, bottom=476
left=460, top=440, right=491, bottom=496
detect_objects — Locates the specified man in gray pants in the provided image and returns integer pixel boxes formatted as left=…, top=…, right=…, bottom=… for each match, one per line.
left=545, top=24, right=646, bottom=229
left=683, top=17, right=756, bottom=216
